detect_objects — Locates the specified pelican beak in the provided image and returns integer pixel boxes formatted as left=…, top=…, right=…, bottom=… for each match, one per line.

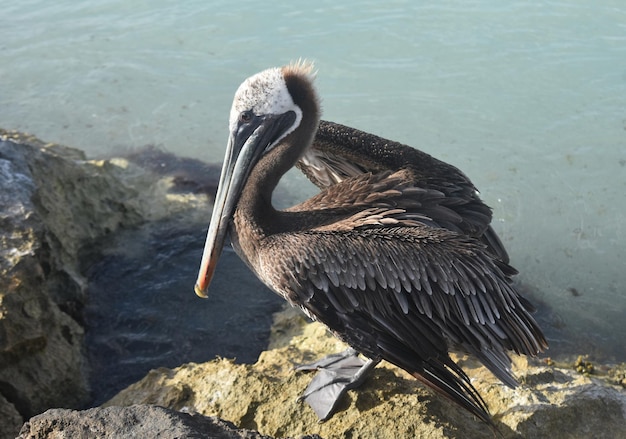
left=194, top=111, right=296, bottom=298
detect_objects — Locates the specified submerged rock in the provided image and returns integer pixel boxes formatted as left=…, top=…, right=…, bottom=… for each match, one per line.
left=105, top=307, right=626, bottom=439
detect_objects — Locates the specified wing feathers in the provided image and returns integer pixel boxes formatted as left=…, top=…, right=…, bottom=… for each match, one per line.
left=260, top=224, right=546, bottom=422
left=260, top=138, right=548, bottom=421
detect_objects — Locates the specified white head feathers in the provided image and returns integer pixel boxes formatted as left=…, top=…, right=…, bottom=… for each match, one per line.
left=229, top=62, right=317, bottom=137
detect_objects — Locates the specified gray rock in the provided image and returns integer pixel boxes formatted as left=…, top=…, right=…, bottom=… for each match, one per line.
left=17, top=404, right=323, bottom=439
left=0, top=130, right=213, bottom=438
left=0, top=393, right=22, bottom=439
left=0, top=134, right=92, bottom=423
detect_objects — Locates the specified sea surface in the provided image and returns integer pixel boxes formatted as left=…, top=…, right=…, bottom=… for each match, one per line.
left=2, top=0, right=626, bottom=391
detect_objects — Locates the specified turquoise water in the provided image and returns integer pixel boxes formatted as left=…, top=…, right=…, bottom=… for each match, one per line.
left=2, top=1, right=626, bottom=361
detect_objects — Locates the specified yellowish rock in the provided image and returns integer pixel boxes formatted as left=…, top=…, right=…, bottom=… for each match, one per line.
left=105, top=306, right=626, bottom=439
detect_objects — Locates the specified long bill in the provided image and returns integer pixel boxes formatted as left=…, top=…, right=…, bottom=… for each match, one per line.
left=194, top=112, right=295, bottom=298
left=193, top=131, right=240, bottom=298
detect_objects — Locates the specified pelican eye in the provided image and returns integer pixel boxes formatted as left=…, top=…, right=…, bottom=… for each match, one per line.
left=239, top=111, right=253, bottom=123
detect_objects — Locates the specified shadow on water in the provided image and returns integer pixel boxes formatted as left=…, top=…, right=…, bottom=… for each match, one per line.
left=83, top=221, right=284, bottom=406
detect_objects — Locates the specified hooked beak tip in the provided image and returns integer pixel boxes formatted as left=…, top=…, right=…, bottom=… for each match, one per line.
left=194, top=282, right=209, bottom=299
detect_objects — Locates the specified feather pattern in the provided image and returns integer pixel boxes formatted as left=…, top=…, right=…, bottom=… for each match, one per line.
left=259, top=219, right=544, bottom=417
left=298, top=120, right=510, bottom=264
left=250, top=170, right=546, bottom=422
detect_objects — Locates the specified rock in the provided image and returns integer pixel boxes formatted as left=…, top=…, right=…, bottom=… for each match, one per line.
left=0, top=393, right=22, bottom=439
left=1, top=130, right=213, bottom=438
left=105, top=307, right=626, bottom=439
left=17, top=405, right=322, bottom=439
left=0, top=133, right=94, bottom=423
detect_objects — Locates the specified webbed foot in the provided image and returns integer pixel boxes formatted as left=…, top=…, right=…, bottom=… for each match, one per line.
left=295, top=349, right=379, bottom=421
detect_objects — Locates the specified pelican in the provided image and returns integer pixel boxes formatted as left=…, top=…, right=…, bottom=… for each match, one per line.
left=195, top=62, right=547, bottom=425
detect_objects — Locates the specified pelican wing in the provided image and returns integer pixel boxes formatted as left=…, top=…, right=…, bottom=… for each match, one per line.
left=258, top=167, right=545, bottom=420
left=260, top=223, right=545, bottom=422
left=298, top=120, right=510, bottom=263
left=291, top=170, right=465, bottom=233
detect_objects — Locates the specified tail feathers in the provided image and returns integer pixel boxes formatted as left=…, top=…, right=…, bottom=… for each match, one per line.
left=474, top=348, right=518, bottom=389
left=412, top=363, right=494, bottom=426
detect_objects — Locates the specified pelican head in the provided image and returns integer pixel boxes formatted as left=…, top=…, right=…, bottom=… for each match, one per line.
left=195, top=62, right=319, bottom=297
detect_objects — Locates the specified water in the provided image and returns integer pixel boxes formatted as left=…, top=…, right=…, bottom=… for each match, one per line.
left=84, top=222, right=284, bottom=404
left=2, top=0, right=626, bottom=365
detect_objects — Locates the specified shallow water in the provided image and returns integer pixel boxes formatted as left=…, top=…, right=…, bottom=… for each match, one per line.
left=3, top=1, right=625, bottom=364
left=84, top=222, right=284, bottom=404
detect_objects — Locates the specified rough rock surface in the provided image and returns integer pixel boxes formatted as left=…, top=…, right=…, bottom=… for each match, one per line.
left=106, top=307, right=626, bottom=439
left=0, top=393, right=22, bottom=439
left=17, top=405, right=321, bottom=439
left=0, top=132, right=121, bottom=425
left=1, top=130, right=212, bottom=438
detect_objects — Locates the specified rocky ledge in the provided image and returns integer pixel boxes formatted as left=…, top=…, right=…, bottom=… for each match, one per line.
left=102, top=306, right=626, bottom=439
left=1, top=130, right=625, bottom=438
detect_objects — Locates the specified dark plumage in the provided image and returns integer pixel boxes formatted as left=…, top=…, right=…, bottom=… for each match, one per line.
left=195, top=62, right=547, bottom=425
left=300, top=120, right=510, bottom=264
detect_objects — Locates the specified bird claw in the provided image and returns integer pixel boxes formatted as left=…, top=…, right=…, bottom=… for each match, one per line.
left=295, top=349, right=378, bottom=421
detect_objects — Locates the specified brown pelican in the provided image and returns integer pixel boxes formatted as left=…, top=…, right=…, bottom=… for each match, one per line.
left=195, top=62, right=547, bottom=425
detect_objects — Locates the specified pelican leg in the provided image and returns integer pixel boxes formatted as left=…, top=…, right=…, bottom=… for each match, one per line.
left=295, top=348, right=380, bottom=421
